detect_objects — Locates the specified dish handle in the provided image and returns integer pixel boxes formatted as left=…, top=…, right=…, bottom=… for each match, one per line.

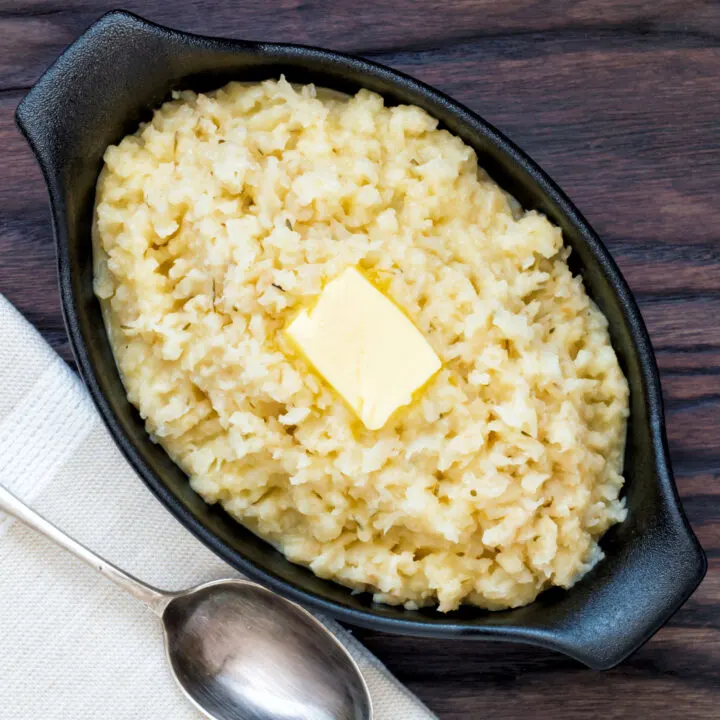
left=15, top=10, right=258, bottom=192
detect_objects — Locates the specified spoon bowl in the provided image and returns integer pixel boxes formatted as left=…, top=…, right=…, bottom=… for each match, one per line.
left=162, top=579, right=372, bottom=720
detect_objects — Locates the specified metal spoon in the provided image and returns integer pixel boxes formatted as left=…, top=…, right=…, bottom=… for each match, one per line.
left=0, top=485, right=372, bottom=720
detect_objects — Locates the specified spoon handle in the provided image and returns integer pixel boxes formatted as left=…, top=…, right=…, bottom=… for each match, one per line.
left=0, top=484, right=169, bottom=614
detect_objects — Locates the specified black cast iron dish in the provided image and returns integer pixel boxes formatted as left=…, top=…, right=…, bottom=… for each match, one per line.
left=16, top=10, right=706, bottom=670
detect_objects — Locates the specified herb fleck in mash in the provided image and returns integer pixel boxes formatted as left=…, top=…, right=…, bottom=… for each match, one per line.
left=94, top=77, right=629, bottom=611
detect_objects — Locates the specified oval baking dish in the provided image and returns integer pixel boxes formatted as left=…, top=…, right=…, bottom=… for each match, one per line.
left=16, top=10, right=706, bottom=670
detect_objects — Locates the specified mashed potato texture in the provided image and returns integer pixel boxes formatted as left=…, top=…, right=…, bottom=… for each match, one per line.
left=94, top=78, right=629, bottom=611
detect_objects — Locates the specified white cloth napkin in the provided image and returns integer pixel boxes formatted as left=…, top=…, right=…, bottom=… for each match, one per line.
left=0, top=294, right=438, bottom=720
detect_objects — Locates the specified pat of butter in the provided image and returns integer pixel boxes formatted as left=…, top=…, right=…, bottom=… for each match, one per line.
left=286, top=267, right=441, bottom=430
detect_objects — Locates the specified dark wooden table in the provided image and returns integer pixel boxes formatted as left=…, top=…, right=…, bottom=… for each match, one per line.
left=2, top=2, right=718, bottom=717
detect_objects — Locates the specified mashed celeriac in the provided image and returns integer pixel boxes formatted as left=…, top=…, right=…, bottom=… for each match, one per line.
left=94, top=78, right=629, bottom=611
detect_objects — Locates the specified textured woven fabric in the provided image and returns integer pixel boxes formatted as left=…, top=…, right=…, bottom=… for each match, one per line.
left=0, top=294, right=438, bottom=720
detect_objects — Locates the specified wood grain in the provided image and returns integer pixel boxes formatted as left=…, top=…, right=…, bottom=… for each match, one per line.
left=0, top=2, right=718, bottom=717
